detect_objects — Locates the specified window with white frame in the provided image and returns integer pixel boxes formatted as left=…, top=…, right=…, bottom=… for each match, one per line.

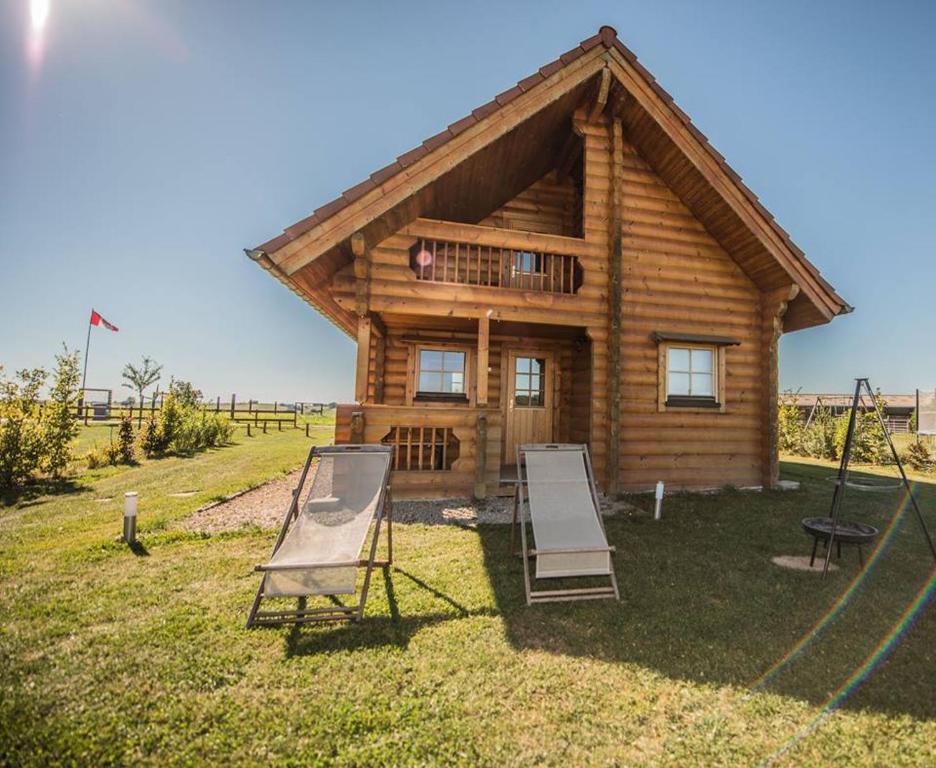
left=666, top=346, right=716, bottom=402
left=416, top=349, right=466, bottom=398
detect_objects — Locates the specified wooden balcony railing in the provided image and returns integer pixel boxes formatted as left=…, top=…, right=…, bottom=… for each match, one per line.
left=408, top=238, right=583, bottom=294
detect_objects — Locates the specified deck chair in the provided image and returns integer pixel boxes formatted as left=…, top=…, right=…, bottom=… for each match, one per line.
left=246, top=444, right=393, bottom=627
left=512, top=444, right=619, bottom=604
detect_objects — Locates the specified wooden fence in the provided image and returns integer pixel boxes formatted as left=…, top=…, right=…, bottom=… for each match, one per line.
left=73, top=393, right=328, bottom=429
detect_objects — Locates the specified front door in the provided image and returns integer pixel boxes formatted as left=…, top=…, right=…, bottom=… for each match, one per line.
left=505, top=350, right=554, bottom=464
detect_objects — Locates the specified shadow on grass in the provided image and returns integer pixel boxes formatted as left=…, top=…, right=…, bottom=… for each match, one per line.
left=283, top=565, right=492, bottom=657
left=476, top=460, right=936, bottom=721
left=1, top=477, right=88, bottom=509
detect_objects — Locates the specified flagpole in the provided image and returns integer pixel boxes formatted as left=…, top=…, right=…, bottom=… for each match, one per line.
left=79, top=311, right=93, bottom=416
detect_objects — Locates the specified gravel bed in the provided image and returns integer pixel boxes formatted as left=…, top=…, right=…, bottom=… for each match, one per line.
left=182, top=470, right=640, bottom=534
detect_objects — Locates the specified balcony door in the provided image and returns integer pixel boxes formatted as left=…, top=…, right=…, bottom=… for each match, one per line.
left=504, top=350, right=554, bottom=463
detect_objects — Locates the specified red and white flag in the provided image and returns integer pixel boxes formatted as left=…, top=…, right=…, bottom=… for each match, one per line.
left=90, top=309, right=119, bottom=332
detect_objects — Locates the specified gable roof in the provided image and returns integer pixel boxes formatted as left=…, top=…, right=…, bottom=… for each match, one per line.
left=249, top=25, right=850, bottom=335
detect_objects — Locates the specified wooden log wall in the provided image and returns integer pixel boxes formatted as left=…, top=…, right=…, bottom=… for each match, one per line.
left=612, top=120, right=766, bottom=491
left=577, top=112, right=611, bottom=487
left=479, top=170, right=581, bottom=237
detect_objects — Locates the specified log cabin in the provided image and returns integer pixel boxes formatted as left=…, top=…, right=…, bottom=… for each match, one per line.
left=248, top=26, right=850, bottom=498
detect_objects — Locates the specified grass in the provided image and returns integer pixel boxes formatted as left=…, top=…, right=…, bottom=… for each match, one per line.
left=1, top=433, right=935, bottom=766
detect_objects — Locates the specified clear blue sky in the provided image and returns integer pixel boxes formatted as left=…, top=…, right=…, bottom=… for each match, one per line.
left=2, top=0, right=934, bottom=402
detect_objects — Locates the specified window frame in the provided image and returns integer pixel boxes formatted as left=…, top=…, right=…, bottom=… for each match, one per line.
left=512, top=355, right=547, bottom=408
left=657, top=342, right=727, bottom=413
left=410, top=343, right=473, bottom=405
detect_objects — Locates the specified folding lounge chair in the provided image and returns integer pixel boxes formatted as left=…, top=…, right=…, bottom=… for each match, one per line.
left=512, top=444, right=619, bottom=604
left=246, top=444, right=393, bottom=627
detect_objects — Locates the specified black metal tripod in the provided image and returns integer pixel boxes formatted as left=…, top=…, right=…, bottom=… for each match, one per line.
left=823, top=378, right=936, bottom=576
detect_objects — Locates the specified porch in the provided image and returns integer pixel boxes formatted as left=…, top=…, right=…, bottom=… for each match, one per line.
left=335, top=318, right=596, bottom=499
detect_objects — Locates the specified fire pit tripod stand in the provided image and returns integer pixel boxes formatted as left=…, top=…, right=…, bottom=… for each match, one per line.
left=817, top=378, right=936, bottom=577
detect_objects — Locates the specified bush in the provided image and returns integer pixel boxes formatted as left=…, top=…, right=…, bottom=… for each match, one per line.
left=40, top=348, right=80, bottom=478
left=778, top=393, right=804, bottom=454
left=140, top=417, right=161, bottom=457
left=85, top=447, right=107, bottom=469
left=0, top=366, right=46, bottom=489
left=117, top=416, right=135, bottom=464
left=801, top=405, right=837, bottom=460
left=833, top=409, right=889, bottom=464
left=139, top=394, right=233, bottom=457
left=904, top=441, right=933, bottom=472
left=157, top=393, right=184, bottom=452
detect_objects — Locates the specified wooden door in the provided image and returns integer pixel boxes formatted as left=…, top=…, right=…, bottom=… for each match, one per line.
left=504, top=350, right=554, bottom=463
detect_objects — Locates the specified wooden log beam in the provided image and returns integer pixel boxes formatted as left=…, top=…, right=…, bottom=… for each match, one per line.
left=762, top=284, right=799, bottom=488
left=606, top=118, right=625, bottom=494
left=351, top=231, right=370, bottom=318
left=477, top=313, right=490, bottom=406
left=588, top=67, right=611, bottom=123
left=354, top=316, right=372, bottom=404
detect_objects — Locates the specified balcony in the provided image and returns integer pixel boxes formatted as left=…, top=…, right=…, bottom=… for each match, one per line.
left=402, top=218, right=591, bottom=295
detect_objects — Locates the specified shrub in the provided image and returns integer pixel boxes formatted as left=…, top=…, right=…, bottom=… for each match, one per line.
left=778, top=393, right=804, bottom=454
left=0, top=366, right=47, bottom=489
left=117, top=416, right=135, bottom=464
left=904, top=441, right=933, bottom=472
left=40, top=347, right=80, bottom=478
left=104, top=443, right=122, bottom=466
left=801, top=405, right=837, bottom=460
left=85, top=447, right=107, bottom=469
left=140, top=417, right=161, bottom=457
left=157, top=393, right=184, bottom=451
left=833, top=409, right=889, bottom=464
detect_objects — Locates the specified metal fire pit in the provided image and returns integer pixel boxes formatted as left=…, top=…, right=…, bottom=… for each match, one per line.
left=802, top=517, right=879, bottom=567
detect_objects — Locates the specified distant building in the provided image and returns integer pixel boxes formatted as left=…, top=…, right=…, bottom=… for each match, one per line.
left=781, top=393, right=915, bottom=434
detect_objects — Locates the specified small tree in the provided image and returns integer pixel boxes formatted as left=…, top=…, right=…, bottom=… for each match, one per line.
left=117, top=415, right=135, bottom=464
left=122, top=356, right=162, bottom=408
left=41, top=347, right=81, bottom=478
left=0, top=366, right=47, bottom=489
left=168, top=378, right=202, bottom=410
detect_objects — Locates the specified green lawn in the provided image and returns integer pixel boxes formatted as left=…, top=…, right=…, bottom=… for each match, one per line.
left=1, top=434, right=934, bottom=766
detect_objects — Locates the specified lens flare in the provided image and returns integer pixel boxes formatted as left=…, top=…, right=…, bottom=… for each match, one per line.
left=414, top=249, right=433, bottom=268
left=30, top=0, right=50, bottom=31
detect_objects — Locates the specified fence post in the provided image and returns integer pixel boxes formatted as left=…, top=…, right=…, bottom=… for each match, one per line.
left=263, top=421, right=267, bottom=434
left=247, top=423, right=251, bottom=437
left=230, top=394, right=236, bottom=419
left=278, top=420, right=282, bottom=432
left=274, top=401, right=278, bottom=414
left=305, top=423, right=310, bottom=438
left=293, top=404, right=298, bottom=429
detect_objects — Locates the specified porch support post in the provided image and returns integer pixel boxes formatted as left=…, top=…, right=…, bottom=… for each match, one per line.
left=477, top=312, right=490, bottom=406
left=352, top=230, right=372, bottom=406
left=354, top=318, right=372, bottom=404
left=762, top=284, right=799, bottom=488
left=474, top=412, right=488, bottom=499
left=605, top=118, right=624, bottom=494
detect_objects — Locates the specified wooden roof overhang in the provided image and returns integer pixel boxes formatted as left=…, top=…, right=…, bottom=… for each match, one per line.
left=250, top=26, right=849, bottom=337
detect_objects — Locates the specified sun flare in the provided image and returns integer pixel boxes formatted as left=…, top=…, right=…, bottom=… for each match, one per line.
left=30, top=0, right=50, bottom=32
